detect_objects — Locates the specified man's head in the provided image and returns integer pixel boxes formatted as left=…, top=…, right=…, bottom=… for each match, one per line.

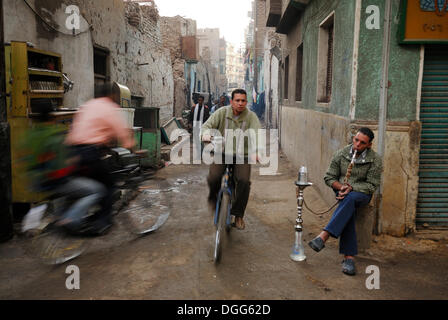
left=219, top=95, right=226, bottom=105
left=198, top=96, right=204, bottom=106
left=231, top=89, right=248, bottom=115
left=352, top=127, right=374, bottom=153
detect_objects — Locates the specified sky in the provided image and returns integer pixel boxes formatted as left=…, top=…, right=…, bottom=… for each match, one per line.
left=155, top=0, right=253, bottom=49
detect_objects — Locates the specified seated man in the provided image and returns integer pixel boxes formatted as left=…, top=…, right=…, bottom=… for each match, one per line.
left=308, top=127, right=382, bottom=275
left=201, top=89, right=261, bottom=230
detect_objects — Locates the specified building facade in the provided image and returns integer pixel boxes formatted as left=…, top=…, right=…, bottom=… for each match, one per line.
left=264, top=0, right=448, bottom=236
left=226, top=43, right=245, bottom=92
left=197, top=28, right=228, bottom=97
left=160, top=15, right=199, bottom=116
left=4, top=0, right=174, bottom=124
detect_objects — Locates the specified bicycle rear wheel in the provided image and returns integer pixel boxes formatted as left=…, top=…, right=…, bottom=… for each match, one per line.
left=214, top=192, right=230, bottom=264
left=29, top=224, right=89, bottom=265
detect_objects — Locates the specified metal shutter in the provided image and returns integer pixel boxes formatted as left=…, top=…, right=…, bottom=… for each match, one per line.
left=417, top=45, right=448, bottom=229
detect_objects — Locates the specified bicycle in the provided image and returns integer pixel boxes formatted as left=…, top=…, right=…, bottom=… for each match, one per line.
left=22, top=147, right=169, bottom=265
left=213, top=163, right=236, bottom=264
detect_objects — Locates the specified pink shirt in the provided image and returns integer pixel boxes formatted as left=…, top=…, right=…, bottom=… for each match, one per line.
left=66, top=97, right=135, bottom=149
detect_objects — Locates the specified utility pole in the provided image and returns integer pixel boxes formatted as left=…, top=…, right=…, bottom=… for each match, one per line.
left=375, top=0, right=393, bottom=235
left=0, top=0, right=14, bottom=242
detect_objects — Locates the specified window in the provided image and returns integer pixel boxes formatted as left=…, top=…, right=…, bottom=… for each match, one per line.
left=317, top=12, right=334, bottom=103
left=295, top=44, right=303, bottom=101
left=94, top=45, right=110, bottom=97
left=284, top=55, right=289, bottom=100
left=198, top=80, right=201, bottom=92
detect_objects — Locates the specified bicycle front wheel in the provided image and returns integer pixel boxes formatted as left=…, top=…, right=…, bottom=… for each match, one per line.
left=214, top=192, right=230, bottom=264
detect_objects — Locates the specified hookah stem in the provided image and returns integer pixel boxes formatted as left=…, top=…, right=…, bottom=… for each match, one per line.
left=344, top=149, right=357, bottom=185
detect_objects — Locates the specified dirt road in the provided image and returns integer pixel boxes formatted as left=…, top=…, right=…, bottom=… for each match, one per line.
left=1, top=153, right=447, bottom=300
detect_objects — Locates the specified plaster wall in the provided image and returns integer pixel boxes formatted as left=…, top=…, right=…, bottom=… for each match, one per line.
left=281, top=106, right=351, bottom=205
left=356, top=0, right=421, bottom=121
left=4, top=0, right=174, bottom=124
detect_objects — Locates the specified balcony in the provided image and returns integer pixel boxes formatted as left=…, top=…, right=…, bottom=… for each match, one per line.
left=269, top=0, right=309, bottom=34
left=266, top=0, right=282, bottom=27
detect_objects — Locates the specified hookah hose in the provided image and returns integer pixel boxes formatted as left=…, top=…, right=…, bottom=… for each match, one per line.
left=344, top=149, right=357, bottom=185
left=300, top=149, right=358, bottom=216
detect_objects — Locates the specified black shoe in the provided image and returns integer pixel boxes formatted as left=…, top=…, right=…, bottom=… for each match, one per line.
left=308, top=236, right=325, bottom=252
left=342, top=258, right=356, bottom=276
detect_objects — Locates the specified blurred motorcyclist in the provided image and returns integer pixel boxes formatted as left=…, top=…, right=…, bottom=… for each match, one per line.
left=65, top=82, right=135, bottom=235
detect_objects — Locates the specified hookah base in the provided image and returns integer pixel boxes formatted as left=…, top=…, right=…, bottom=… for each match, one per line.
left=290, top=252, right=306, bottom=262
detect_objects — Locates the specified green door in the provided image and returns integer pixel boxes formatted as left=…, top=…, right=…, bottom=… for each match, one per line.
left=417, top=45, right=448, bottom=228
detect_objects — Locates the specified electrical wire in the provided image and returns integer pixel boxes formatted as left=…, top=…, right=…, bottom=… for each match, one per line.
left=22, top=0, right=91, bottom=36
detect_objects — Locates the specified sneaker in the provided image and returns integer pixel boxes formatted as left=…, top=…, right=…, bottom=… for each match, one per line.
left=342, top=258, right=356, bottom=276
left=308, top=236, right=325, bottom=252
left=234, top=217, right=245, bottom=230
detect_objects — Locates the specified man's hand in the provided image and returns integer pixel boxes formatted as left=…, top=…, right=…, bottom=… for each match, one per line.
left=336, top=184, right=352, bottom=200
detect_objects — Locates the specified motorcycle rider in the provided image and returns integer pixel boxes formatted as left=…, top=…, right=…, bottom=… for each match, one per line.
left=64, top=82, right=135, bottom=235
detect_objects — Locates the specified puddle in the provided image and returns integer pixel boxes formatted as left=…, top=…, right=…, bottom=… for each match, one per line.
left=174, top=179, right=188, bottom=185
left=142, top=187, right=180, bottom=195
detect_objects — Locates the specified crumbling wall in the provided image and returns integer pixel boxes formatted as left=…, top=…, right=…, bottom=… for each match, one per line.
left=160, top=15, right=198, bottom=117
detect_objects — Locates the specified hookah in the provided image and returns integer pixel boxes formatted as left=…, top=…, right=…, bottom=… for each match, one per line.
left=290, top=166, right=312, bottom=262
left=290, top=150, right=358, bottom=262
left=344, top=149, right=357, bottom=185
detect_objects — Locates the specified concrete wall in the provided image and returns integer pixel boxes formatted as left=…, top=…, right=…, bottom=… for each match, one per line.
left=276, top=0, right=423, bottom=235
left=4, top=0, right=174, bottom=124
left=356, top=0, right=421, bottom=121
left=379, top=122, right=421, bottom=236
left=263, top=30, right=281, bottom=129
left=281, top=107, right=352, bottom=204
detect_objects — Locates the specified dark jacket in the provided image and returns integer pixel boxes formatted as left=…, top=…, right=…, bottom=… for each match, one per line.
left=189, top=104, right=210, bottom=124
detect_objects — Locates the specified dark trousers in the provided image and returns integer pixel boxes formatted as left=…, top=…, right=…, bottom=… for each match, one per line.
left=207, top=163, right=251, bottom=218
left=71, top=145, right=114, bottom=224
left=324, top=191, right=371, bottom=256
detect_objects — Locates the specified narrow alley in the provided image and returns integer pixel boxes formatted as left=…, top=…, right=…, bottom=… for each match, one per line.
left=1, top=0, right=448, bottom=304
left=1, top=152, right=447, bottom=300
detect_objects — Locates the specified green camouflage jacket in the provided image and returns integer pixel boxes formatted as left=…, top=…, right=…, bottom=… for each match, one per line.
left=324, top=144, right=383, bottom=195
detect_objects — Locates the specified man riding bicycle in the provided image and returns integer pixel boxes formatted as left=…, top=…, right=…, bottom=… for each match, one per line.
left=201, top=89, right=261, bottom=230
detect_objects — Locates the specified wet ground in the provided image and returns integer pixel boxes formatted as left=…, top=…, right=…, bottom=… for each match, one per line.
left=1, top=152, right=448, bottom=300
